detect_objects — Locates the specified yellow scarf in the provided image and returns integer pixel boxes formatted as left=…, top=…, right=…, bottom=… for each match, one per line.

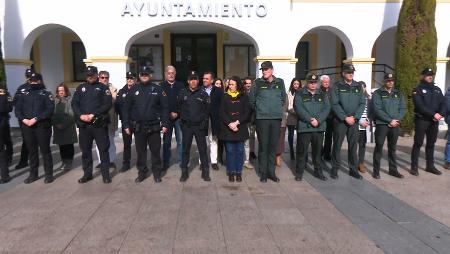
left=227, top=90, right=240, bottom=98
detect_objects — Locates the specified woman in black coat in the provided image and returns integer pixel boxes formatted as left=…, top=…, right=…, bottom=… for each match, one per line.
left=218, top=76, right=250, bottom=182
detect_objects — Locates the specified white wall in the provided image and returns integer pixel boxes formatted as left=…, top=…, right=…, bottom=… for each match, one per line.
left=38, top=29, right=65, bottom=94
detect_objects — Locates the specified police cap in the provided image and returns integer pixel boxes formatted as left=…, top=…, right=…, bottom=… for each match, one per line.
left=86, top=66, right=98, bottom=76
left=342, top=64, right=356, bottom=72
left=25, top=68, right=34, bottom=78
left=306, top=73, right=319, bottom=83
left=29, top=73, right=42, bottom=82
left=126, top=71, right=136, bottom=79
left=139, top=66, right=153, bottom=75
left=421, top=68, right=435, bottom=76
left=187, top=71, right=199, bottom=80
left=384, top=73, right=395, bottom=81
left=259, top=61, right=273, bottom=70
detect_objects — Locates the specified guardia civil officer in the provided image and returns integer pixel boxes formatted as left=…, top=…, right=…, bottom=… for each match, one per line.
left=330, top=64, right=365, bottom=179
left=0, top=85, right=13, bottom=183
left=122, top=67, right=169, bottom=183
left=294, top=73, right=330, bottom=181
left=12, top=68, right=35, bottom=170
left=410, top=68, right=445, bottom=176
left=72, top=66, right=113, bottom=184
left=115, top=71, right=136, bottom=172
left=372, top=73, right=407, bottom=179
left=178, top=71, right=210, bottom=182
left=249, top=61, right=286, bottom=183
left=15, top=73, right=55, bottom=184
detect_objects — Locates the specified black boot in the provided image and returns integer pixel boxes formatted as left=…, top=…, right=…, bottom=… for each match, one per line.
left=330, top=168, right=339, bottom=179
left=314, top=169, right=327, bottom=181
left=372, top=169, right=380, bottom=179
left=410, top=167, right=419, bottom=176
left=235, top=173, right=242, bottom=182
left=228, top=173, right=235, bottom=182
left=202, top=169, right=211, bottom=181
left=0, top=174, right=11, bottom=184
left=24, top=174, right=39, bottom=184
left=102, top=170, right=112, bottom=184
left=180, top=168, right=189, bottom=182
left=62, top=160, right=73, bottom=172
left=78, top=173, right=93, bottom=183
left=349, top=170, right=362, bottom=180
left=388, top=170, right=404, bottom=178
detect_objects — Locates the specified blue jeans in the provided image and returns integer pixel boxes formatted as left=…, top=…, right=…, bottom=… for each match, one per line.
left=225, top=141, right=244, bottom=174
left=163, top=119, right=182, bottom=165
left=446, top=129, right=450, bottom=162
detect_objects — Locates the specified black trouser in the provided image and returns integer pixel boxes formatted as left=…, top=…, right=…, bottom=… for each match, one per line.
left=21, top=124, right=53, bottom=178
left=0, top=119, right=9, bottom=178
left=331, top=119, right=359, bottom=174
left=122, top=128, right=133, bottom=166
left=18, top=121, right=29, bottom=163
left=59, top=144, right=74, bottom=161
left=79, top=125, right=110, bottom=177
left=358, top=130, right=367, bottom=165
left=134, top=129, right=161, bottom=178
left=287, top=125, right=296, bottom=156
left=296, top=132, right=324, bottom=177
left=373, top=125, right=400, bottom=174
left=322, top=117, right=333, bottom=159
left=411, top=118, right=439, bottom=169
left=180, top=124, right=209, bottom=174
left=2, top=120, right=12, bottom=161
left=256, top=119, right=281, bottom=178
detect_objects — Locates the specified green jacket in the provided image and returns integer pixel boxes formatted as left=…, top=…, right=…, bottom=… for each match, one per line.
left=331, top=80, right=365, bottom=121
left=249, top=76, right=286, bottom=120
left=294, top=88, right=330, bottom=133
left=372, top=87, right=407, bottom=125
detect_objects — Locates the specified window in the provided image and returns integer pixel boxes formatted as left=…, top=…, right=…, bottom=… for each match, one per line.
left=295, top=41, right=309, bottom=80
left=224, top=45, right=256, bottom=79
left=128, top=45, right=164, bottom=81
left=72, top=42, right=86, bottom=82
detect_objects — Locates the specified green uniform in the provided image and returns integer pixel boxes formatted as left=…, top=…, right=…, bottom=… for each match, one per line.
left=372, top=87, right=407, bottom=175
left=294, top=87, right=330, bottom=178
left=330, top=80, right=365, bottom=177
left=249, top=76, right=286, bottom=179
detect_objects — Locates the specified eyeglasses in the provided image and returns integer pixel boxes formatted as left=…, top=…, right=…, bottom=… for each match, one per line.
left=100, top=76, right=109, bottom=79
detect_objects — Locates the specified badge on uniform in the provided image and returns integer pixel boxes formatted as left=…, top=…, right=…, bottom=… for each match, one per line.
left=0, top=89, right=5, bottom=95
left=122, top=94, right=126, bottom=98
left=49, top=94, right=54, bottom=101
left=318, top=98, right=322, bottom=102
left=7, top=96, right=12, bottom=102
left=184, top=95, right=187, bottom=100
left=162, top=91, right=167, bottom=96
left=21, top=88, right=27, bottom=94
left=106, top=90, right=111, bottom=95
left=135, top=91, right=139, bottom=96
left=422, top=89, right=427, bottom=94
left=82, top=87, right=86, bottom=92
left=355, top=89, right=359, bottom=93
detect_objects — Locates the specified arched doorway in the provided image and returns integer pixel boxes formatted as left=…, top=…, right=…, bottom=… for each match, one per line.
left=125, top=21, right=259, bottom=83
left=372, top=27, right=397, bottom=90
left=295, top=26, right=353, bottom=83
left=23, top=24, right=87, bottom=92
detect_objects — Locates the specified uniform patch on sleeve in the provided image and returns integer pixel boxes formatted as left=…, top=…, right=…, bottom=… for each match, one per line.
left=49, top=94, right=54, bottom=101
left=106, top=89, right=111, bottom=96
left=0, top=89, right=5, bottom=95
left=7, top=96, right=13, bottom=102
left=162, top=91, right=167, bottom=96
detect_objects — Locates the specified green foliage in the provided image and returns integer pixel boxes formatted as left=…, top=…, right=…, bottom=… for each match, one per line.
left=395, top=0, right=437, bottom=134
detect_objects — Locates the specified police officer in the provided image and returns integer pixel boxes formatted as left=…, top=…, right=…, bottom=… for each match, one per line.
left=72, top=66, right=112, bottom=184
left=115, top=71, right=136, bottom=172
left=0, top=85, right=13, bottom=183
left=372, top=73, right=407, bottom=179
left=330, top=64, right=366, bottom=179
left=294, top=73, right=330, bottom=181
left=15, top=73, right=55, bottom=184
left=178, top=71, right=210, bottom=182
left=122, top=67, right=169, bottom=183
left=249, top=61, right=286, bottom=183
left=12, top=68, right=34, bottom=170
left=410, top=68, right=446, bottom=176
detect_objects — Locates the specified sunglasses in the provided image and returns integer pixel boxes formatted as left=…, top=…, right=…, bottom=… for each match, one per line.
left=100, top=76, right=109, bottom=79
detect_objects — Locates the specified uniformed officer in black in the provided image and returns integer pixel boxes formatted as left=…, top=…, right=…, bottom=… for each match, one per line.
left=0, top=85, right=13, bottom=183
left=15, top=73, right=55, bottom=184
left=122, top=67, right=169, bottom=183
left=12, top=68, right=35, bottom=170
left=115, top=71, right=136, bottom=172
left=72, top=66, right=113, bottom=184
left=372, top=73, right=407, bottom=179
left=178, top=71, right=210, bottom=182
left=410, top=68, right=445, bottom=176
left=330, top=64, right=366, bottom=179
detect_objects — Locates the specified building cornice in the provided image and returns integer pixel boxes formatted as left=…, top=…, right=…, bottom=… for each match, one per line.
left=254, top=56, right=298, bottom=64
left=3, top=59, right=33, bottom=66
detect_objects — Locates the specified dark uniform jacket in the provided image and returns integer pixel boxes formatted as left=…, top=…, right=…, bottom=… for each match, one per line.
left=372, top=87, right=407, bottom=125
left=71, top=81, right=112, bottom=128
left=115, top=84, right=133, bottom=120
left=161, top=80, right=185, bottom=119
left=121, top=81, right=169, bottom=130
left=445, top=87, right=450, bottom=124
left=249, top=76, right=286, bottom=120
left=294, top=88, right=330, bottom=133
left=178, top=87, right=210, bottom=129
left=331, top=80, right=365, bottom=121
left=13, top=82, right=30, bottom=106
left=413, top=81, right=445, bottom=121
left=203, top=86, right=223, bottom=136
left=15, top=84, right=54, bottom=125
left=0, top=89, right=13, bottom=127
left=218, top=92, right=250, bottom=142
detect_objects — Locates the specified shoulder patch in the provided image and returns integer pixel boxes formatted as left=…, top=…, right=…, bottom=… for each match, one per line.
left=49, top=94, right=54, bottom=101
left=106, top=89, right=111, bottom=96
left=162, top=91, right=167, bottom=96
left=7, top=96, right=13, bottom=102
left=0, top=89, right=5, bottom=95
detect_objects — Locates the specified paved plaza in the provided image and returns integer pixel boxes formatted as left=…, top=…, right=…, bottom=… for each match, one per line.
left=0, top=131, right=449, bottom=254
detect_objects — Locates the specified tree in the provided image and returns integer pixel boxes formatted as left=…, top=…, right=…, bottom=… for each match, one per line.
left=395, top=0, right=437, bottom=134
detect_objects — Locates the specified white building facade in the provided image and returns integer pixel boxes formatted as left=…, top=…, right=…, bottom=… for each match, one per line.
left=1, top=0, right=450, bottom=126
